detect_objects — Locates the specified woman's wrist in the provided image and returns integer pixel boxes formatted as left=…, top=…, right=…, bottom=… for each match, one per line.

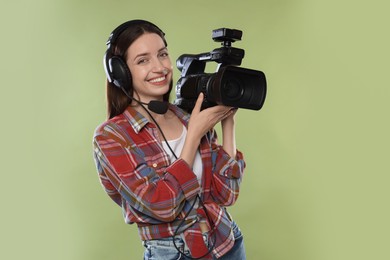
left=221, top=114, right=236, bottom=158
left=180, top=133, right=201, bottom=167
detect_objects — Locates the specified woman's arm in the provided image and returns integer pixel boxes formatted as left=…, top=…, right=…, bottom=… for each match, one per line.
left=181, top=93, right=235, bottom=166
left=221, top=109, right=237, bottom=158
left=206, top=129, right=246, bottom=207
left=182, top=94, right=245, bottom=207
left=93, top=128, right=200, bottom=223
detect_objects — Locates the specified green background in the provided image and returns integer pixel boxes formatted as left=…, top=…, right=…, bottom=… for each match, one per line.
left=1, top=0, right=389, bottom=259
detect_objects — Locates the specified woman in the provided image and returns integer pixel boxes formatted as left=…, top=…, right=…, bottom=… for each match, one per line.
left=93, top=19, right=247, bottom=259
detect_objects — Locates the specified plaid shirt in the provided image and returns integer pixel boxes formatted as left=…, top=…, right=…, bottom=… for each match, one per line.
left=93, top=104, right=246, bottom=258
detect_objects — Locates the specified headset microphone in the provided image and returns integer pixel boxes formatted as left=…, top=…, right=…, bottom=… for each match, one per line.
left=148, top=100, right=169, bottom=114
left=125, top=94, right=169, bottom=114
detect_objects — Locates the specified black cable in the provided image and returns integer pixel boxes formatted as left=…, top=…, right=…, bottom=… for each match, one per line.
left=172, top=195, right=217, bottom=259
left=121, top=91, right=177, bottom=157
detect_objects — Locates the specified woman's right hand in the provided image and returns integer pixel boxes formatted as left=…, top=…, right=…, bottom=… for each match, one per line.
left=180, top=93, right=234, bottom=167
left=187, top=93, right=234, bottom=142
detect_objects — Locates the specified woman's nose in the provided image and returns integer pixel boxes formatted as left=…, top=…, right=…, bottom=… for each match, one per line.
left=151, top=58, right=165, bottom=71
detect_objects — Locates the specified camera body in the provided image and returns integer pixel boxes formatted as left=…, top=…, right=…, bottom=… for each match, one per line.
left=174, top=28, right=267, bottom=113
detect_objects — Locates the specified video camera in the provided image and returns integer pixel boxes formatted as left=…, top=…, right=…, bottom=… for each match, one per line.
left=174, top=28, right=267, bottom=113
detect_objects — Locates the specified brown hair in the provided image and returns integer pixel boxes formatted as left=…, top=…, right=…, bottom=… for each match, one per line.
left=105, top=21, right=172, bottom=119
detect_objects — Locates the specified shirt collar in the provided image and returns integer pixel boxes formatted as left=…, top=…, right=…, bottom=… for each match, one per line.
left=122, top=104, right=191, bottom=134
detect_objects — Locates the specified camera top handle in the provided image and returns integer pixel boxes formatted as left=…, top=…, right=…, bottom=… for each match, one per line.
left=176, top=28, right=245, bottom=77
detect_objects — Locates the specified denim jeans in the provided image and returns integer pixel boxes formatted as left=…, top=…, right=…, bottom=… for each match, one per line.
left=142, top=221, right=246, bottom=259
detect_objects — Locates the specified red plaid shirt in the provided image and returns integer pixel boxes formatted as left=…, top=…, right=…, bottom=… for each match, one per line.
left=93, top=104, right=246, bottom=258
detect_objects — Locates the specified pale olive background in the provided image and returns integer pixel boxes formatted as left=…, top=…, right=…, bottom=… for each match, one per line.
left=1, top=0, right=389, bottom=259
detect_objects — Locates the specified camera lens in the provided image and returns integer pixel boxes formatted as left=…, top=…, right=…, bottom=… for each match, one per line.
left=223, top=78, right=243, bottom=100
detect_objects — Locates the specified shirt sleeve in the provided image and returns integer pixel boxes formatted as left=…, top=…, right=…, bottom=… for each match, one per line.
left=206, top=130, right=246, bottom=206
left=93, top=128, right=200, bottom=223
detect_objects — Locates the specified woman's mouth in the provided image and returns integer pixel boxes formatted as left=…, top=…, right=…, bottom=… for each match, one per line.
left=148, top=75, right=168, bottom=85
left=149, top=76, right=166, bottom=83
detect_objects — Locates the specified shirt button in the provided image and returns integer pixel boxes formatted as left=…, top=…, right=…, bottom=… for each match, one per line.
left=152, top=163, right=158, bottom=168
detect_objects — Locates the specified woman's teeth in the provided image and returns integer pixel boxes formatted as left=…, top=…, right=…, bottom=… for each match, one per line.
left=149, top=76, right=165, bottom=83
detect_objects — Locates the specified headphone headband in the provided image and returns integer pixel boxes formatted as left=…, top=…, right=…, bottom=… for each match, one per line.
left=106, top=19, right=165, bottom=54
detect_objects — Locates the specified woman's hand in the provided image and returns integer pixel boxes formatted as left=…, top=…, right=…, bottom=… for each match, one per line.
left=180, top=93, right=235, bottom=166
left=188, top=93, right=235, bottom=140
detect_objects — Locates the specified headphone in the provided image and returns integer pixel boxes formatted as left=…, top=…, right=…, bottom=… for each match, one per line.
left=103, top=19, right=166, bottom=93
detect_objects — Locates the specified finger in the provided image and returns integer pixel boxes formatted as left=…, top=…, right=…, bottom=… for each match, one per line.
left=218, top=107, right=237, bottom=120
left=216, top=106, right=233, bottom=117
left=204, top=104, right=228, bottom=113
left=220, top=108, right=234, bottom=120
left=192, top=93, right=204, bottom=114
left=206, top=107, right=232, bottom=124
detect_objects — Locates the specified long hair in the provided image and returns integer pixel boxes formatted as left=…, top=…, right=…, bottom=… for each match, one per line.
left=105, top=21, right=172, bottom=119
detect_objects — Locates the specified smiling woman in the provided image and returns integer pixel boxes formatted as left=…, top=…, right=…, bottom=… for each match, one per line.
left=92, top=19, right=248, bottom=259
left=103, top=20, right=172, bottom=119
left=125, top=33, right=172, bottom=102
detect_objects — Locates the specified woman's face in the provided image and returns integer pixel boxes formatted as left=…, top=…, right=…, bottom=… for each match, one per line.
left=125, top=33, right=173, bottom=102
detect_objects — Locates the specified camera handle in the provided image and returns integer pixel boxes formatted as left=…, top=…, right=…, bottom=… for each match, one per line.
left=177, top=46, right=245, bottom=78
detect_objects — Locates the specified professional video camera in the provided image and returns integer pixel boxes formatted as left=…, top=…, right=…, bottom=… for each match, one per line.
left=174, top=28, right=267, bottom=113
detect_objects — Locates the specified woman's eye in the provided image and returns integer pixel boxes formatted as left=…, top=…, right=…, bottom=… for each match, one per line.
left=159, top=52, right=169, bottom=58
left=137, top=58, right=148, bottom=64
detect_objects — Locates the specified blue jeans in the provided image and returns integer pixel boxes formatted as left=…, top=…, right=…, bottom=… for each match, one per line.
left=142, top=221, right=246, bottom=259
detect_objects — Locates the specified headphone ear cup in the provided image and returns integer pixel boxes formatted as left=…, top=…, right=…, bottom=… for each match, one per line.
left=109, top=56, right=132, bottom=91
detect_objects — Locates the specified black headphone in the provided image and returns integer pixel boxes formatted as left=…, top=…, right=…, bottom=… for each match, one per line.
left=103, top=19, right=165, bottom=93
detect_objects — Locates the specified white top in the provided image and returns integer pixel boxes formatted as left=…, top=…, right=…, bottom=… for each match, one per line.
left=162, top=125, right=203, bottom=184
